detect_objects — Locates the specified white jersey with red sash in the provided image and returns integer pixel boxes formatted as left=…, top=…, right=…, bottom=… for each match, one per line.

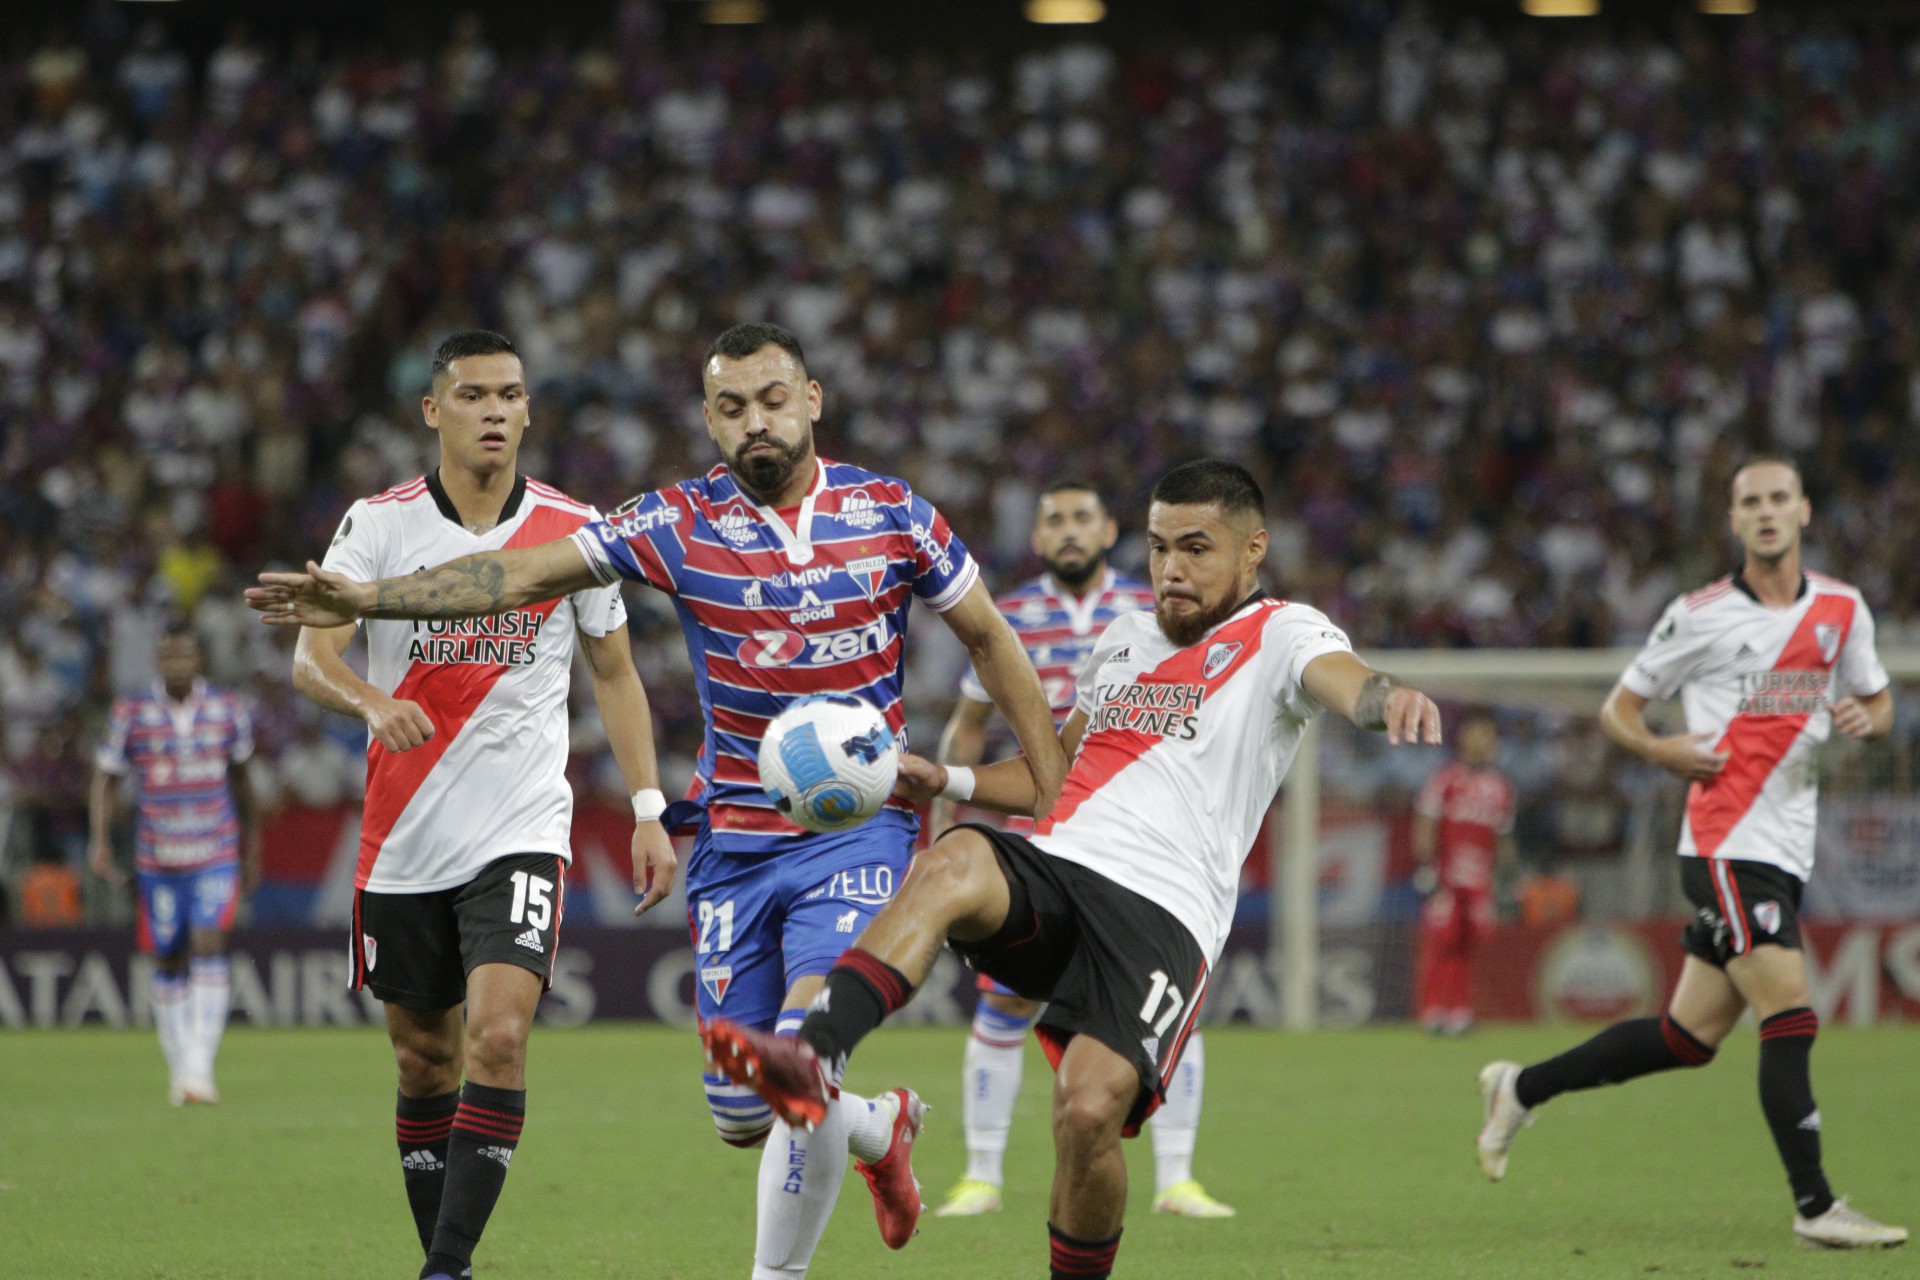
left=1032, top=595, right=1354, bottom=962
left=1620, top=571, right=1888, bottom=881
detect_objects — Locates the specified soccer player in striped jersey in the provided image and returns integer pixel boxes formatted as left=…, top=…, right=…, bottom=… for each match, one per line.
left=931, top=482, right=1232, bottom=1220
left=90, top=623, right=259, bottom=1106
left=251, top=322, right=1065, bottom=1278
left=1476, top=459, right=1906, bottom=1249
left=267, top=331, right=678, bottom=1280
left=701, top=460, right=1442, bottom=1280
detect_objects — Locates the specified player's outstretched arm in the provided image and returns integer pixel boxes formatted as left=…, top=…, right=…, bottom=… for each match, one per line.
left=249, top=539, right=600, bottom=627
left=939, top=581, right=1068, bottom=819
left=1598, top=683, right=1729, bottom=780
left=1303, top=651, right=1442, bottom=746
left=578, top=625, right=678, bottom=916
left=292, top=625, right=437, bottom=753
left=929, top=694, right=994, bottom=834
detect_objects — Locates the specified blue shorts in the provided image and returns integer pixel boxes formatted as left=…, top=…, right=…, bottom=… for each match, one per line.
left=686, top=816, right=915, bottom=1032
left=137, top=863, right=239, bottom=957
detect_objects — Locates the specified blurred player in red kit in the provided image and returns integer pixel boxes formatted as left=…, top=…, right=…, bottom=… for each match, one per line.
left=1411, top=712, right=1514, bottom=1034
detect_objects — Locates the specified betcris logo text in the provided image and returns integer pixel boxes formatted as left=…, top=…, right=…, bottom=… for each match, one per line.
left=604, top=502, right=680, bottom=540
left=743, top=618, right=894, bottom=668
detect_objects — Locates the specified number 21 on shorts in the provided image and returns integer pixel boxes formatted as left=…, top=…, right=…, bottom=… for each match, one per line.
left=695, top=898, right=735, bottom=954
left=508, top=870, right=555, bottom=931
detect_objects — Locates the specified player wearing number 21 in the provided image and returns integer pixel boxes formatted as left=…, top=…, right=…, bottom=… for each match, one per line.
left=701, top=460, right=1442, bottom=1280
left=252, top=322, right=1064, bottom=1279
left=266, top=331, right=678, bottom=1280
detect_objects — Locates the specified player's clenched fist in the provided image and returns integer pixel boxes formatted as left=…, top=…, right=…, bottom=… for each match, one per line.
left=892, top=752, right=945, bottom=804
left=364, top=693, right=435, bottom=752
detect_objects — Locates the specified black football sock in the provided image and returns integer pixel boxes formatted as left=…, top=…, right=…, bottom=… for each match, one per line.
left=423, top=1081, right=525, bottom=1279
left=1515, top=1015, right=1714, bottom=1109
left=1049, top=1223, right=1122, bottom=1279
left=395, top=1089, right=459, bottom=1252
left=796, top=949, right=913, bottom=1074
left=1758, top=1008, right=1833, bottom=1219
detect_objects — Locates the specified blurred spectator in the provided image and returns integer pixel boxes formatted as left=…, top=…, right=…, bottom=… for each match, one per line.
left=18, top=845, right=83, bottom=927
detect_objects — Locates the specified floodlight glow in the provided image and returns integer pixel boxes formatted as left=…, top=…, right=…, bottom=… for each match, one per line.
left=1522, top=0, right=1600, bottom=15
left=1026, top=0, right=1106, bottom=23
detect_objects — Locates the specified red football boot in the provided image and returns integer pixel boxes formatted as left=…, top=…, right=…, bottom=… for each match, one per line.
left=700, top=1017, right=831, bottom=1129
left=855, top=1087, right=928, bottom=1249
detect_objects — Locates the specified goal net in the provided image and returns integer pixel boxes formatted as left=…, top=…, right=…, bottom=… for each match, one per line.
left=1259, top=647, right=1920, bottom=1030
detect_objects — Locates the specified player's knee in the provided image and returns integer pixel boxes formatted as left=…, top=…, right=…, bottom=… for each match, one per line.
left=1052, top=1078, right=1132, bottom=1146
left=1661, top=1013, right=1720, bottom=1066
left=464, top=1015, right=531, bottom=1077
left=904, top=832, right=995, bottom=912
left=705, top=1071, right=774, bottom=1148
left=393, top=1034, right=460, bottom=1092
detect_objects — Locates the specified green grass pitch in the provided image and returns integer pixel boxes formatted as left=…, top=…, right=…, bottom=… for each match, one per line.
left=4, top=1023, right=1914, bottom=1278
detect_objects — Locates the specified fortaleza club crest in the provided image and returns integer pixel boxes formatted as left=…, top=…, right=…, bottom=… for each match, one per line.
left=1815, top=622, right=1842, bottom=665
left=846, top=555, right=887, bottom=600
left=1203, top=641, right=1242, bottom=680
left=700, top=964, right=733, bottom=1005
left=1753, top=900, right=1781, bottom=936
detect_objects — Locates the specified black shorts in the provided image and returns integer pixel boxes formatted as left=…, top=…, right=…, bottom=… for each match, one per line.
left=946, top=825, right=1210, bottom=1134
left=1679, top=857, right=1805, bottom=967
left=351, top=853, right=567, bottom=1010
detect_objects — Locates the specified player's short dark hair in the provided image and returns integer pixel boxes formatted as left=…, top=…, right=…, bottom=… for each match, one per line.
left=430, top=330, right=520, bottom=387
left=1732, top=455, right=1805, bottom=496
left=706, top=322, right=806, bottom=373
left=1149, top=459, right=1265, bottom=522
left=158, top=619, right=201, bottom=648
left=1039, top=478, right=1106, bottom=509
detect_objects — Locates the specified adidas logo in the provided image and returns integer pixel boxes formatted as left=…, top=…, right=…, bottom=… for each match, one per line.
left=1735, top=643, right=1757, bottom=661
left=401, top=1149, right=444, bottom=1172
left=514, top=927, right=544, bottom=952
left=1105, top=647, right=1132, bottom=665
left=1141, top=1035, right=1160, bottom=1062
left=1799, top=1109, right=1822, bottom=1132
left=477, top=1145, right=515, bottom=1167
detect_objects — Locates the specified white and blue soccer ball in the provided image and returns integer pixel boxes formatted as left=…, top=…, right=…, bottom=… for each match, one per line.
left=758, top=694, right=901, bottom=834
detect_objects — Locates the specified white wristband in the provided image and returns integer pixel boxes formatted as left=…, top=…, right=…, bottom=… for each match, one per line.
left=631, top=788, right=668, bottom=823
left=938, top=766, right=976, bottom=803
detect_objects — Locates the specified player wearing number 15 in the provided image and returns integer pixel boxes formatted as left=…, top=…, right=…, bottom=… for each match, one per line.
left=276, top=331, right=678, bottom=1280
left=251, top=322, right=1064, bottom=1279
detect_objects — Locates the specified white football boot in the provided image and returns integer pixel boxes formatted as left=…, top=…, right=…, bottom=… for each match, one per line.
left=1794, top=1198, right=1908, bottom=1249
left=1475, top=1060, right=1532, bottom=1181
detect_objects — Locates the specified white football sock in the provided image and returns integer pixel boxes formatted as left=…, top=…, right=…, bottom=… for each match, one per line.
left=187, top=955, right=231, bottom=1081
left=1150, top=1032, right=1204, bottom=1194
left=845, top=1089, right=896, bottom=1164
left=152, top=971, right=190, bottom=1077
left=753, top=1101, right=850, bottom=1277
left=962, top=1003, right=1031, bottom=1186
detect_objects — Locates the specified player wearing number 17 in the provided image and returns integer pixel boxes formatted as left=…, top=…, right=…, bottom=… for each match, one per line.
left=702, top=460, right=1443, bottom=1280
left=264, top=331, right=679, bottom=1280
left=251, top=322, right=1066, bottom=1279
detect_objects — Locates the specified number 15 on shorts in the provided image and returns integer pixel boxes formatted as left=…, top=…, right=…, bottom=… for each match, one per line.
left=508, top=870, right=555, bottom=931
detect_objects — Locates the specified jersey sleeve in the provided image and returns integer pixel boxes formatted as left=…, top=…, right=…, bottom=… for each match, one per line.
left=227, top=695, right=255, bottom=765
left=320, top=499, right=385, bottom=584
left=568, top=507, right=632, bottom=638
left=95, top=699, right=134, bottom=774
left=1836, top=597, right=1890, bottom=698
left=1619, top=598, right=1707, bottom=701
left=569, top=488, right=685, bottom=594
left=1269, top=605, right=1355, bottom=719
left=905, top=491, right=980, bottom=612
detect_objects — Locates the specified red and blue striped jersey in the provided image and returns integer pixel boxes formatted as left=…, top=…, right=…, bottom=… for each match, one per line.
left=571, top=458, right=979, bottom=851
left=959, top=568, right=1157, bottom=725
left=95, top=679, right=253, bottom=872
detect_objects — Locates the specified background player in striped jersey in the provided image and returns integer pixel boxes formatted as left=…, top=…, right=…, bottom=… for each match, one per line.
left=89, top=623, right=259, bottom=1105
left=702, top=460, right=1442, bottom=1280
left=930, top=481, right=1232, bottom=1220
left=1476, top=459, right=1906, bottom=1249
left=250, top=322, right=1065, bottom=1279
left=265, top=331, right=678, bottom=1280
left=1410, top=712, right=1515, bottom=1035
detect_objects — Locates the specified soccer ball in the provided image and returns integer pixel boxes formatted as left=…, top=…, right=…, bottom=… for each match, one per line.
left=758, top=694, right=901, bottom=834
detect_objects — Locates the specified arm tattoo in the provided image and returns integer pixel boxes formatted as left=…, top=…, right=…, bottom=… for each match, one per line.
left=1353, top=671, right=1398, bottom=732
left=368, top=554, right=511, bottom=620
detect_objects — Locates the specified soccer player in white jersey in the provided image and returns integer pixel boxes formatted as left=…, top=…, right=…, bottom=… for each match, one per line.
left=281, top=331, right=678, bottom=1280
left=931, top=482, right=1232, bottom=1220
left=1476, top=459, right=1906, bottom=1250
left=251, top=323, right=1064, bottom=1280
left=700, top=460, right=1441, bottom=1280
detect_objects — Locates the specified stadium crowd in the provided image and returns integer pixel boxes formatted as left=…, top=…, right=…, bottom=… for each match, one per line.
left=3, top=3, right=1918, bottom=918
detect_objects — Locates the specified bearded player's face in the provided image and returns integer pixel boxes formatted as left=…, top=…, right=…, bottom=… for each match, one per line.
left=703, top=344, right=822, bottom=501
left=424, top=352, right=529, bottom=476
left=1031, top=489, right=1116, bottom=590
left=1146, top=501, right=1267, bottom=648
